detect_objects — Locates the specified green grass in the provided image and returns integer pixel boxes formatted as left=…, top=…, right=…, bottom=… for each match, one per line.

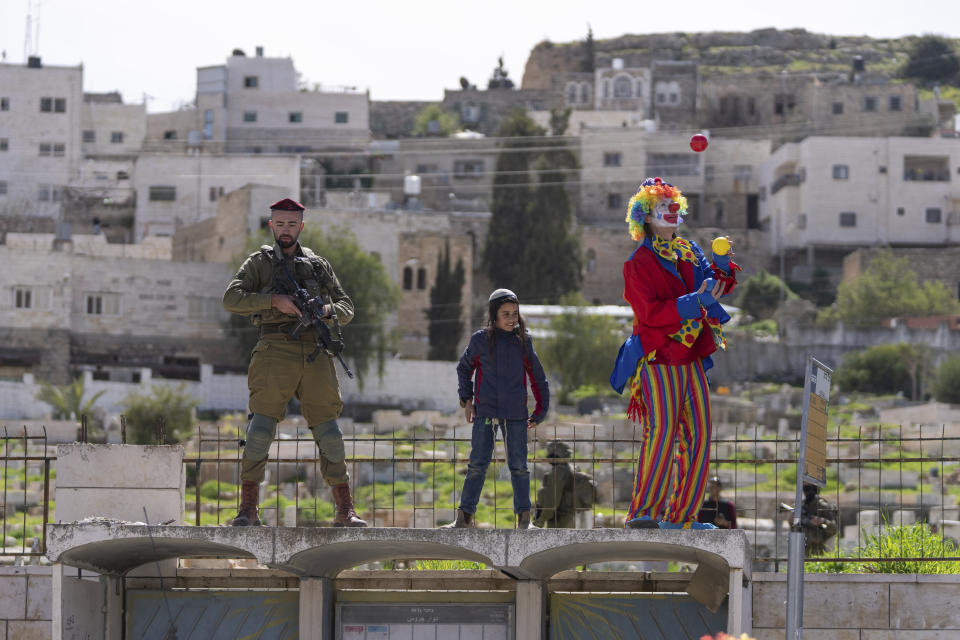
left=807, top=523, right=960, bottom=574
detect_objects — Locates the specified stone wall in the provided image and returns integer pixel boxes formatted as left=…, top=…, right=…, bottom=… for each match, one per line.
left=370, top=101, right=434, bottom=139
left=0, top=566, right=51, bottom=640
left=752, top=573, right=960, bottom=638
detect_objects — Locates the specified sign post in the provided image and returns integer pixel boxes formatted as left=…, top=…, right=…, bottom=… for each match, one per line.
left=785, top=355, right=832, bottom=640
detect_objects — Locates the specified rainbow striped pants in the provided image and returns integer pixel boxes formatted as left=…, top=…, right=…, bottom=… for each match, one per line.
left=626, top=358, right=712, bottom=525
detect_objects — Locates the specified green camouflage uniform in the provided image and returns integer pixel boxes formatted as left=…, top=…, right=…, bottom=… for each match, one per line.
left=223, top=242, right=354, bottom=486
left=534, top=462, right=576, bottom=528
left=802, top=495, right=839, bottom=556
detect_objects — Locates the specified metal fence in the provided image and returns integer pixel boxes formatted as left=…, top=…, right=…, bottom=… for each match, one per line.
left=3, top=418, right=960, bottom=571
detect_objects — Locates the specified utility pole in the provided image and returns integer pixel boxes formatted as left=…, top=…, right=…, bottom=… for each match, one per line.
left=24, top=0, right=41, bottom=61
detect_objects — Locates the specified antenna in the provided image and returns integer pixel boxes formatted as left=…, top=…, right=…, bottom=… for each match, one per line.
left=24, top=0, right=41, bottom=61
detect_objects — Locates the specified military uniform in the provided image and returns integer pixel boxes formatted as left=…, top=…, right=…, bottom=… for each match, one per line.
left=802, top=494, right=838, bottom=556
left=533, top=441, right=576, bottom=529
left=222, top=197, right=365, bottom=527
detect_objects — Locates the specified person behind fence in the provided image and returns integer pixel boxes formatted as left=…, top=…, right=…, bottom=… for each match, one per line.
left=222, top=197, right=366, bottom=528
left=443, top=288, right=549, bottom=530
left=533, top=441, right=597, bottom=528
left=609, top=177, right=740, bottom=531
left=800, top=483, right=838, bottom=556
left=697, top=476, right=738, bottom=529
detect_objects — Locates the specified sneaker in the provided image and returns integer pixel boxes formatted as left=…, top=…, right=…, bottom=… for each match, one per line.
left=658, top=521, right=718, bottom=530
left=625, top=515, right=660, bottom=529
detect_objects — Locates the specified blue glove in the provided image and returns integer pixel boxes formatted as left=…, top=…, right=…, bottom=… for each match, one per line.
left=698, top=278, right=718, bottom=306
left=713, top=253, right=731, bottom=273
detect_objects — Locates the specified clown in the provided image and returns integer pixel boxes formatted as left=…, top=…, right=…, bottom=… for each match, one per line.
left=610, top=177, right=740, bottom=530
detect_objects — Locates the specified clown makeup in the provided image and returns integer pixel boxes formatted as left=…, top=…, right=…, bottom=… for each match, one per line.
left=651, top=197, right=683, bottom=227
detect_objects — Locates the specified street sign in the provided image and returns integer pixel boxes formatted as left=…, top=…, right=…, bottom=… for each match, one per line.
left=799, top=357, right=832, bottom=488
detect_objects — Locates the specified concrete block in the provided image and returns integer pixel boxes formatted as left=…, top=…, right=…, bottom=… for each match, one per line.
left=0, top=571, right=26, bottom=618
left=753, top=579, right=888, bottom=629
left=858, top=510, right=881, bottom=527
left=56, top=444, right=184, bottom=489
left=891, top=582, right=960, bottom=628
left=54, top=487, right=184, bottom=524
left=929, top=506, right=959, bottom=523
left=26, top=570, right=52, bottom=619
left=57, top=572, right=105, bottom=640
left=891, top=510, right=916, bottom=526
left=6, top=620, right=48, bottom=640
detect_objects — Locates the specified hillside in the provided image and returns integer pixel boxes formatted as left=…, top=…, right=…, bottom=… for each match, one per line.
left=521, top=28, right=958, bottom=88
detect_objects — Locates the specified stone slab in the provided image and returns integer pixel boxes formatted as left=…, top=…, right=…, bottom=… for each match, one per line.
left=54, top=488, right=183, bottom=524
left=891, top=582, right=960, bottom=629
left=753, top=579, right=888, bottom=629
left=26, top=571, right=51, bottom=620
left=56, top=444, right=184, bottom=489
left=7, top=620, right=48, bottom=640
left=0, top=571, right=26, bottom=619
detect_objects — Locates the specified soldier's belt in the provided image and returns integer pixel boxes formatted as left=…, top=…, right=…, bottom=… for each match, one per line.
left=259, top=323, right=315, bottom=338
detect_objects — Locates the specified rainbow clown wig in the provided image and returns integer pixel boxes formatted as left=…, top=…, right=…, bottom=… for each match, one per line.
left=624, top=177, right=689, bottom=241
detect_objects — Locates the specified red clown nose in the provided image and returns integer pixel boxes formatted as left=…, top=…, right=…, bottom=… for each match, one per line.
left=668, top=202, right=680, bottom=213
left=690, top=133, right=708, bottom=153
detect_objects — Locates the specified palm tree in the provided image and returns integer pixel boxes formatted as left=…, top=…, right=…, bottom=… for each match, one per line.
left=35, top=377, right=106, bottom=420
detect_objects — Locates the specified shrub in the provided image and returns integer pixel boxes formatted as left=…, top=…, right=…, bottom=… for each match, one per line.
left=834, top=343, right=930, bottom=399
left=932, top=355, right=960, bottom=403
left=734, top=270, right=795, bottom=320
left=807, top=522, right=960, bottom=574
left=120, top=383, right=198, bottom=444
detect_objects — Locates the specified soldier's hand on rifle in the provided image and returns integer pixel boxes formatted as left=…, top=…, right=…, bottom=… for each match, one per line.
left=271, top=294, right=302, bottom=317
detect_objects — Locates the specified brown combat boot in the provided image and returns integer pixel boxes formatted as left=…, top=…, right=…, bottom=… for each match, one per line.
left=440, top=509, right=475, bottom=529
left=516, top=511, right=538, bottom=529
left=231, top=481, right=261, bottom=526
left=331, top=483, right=367, bottom=527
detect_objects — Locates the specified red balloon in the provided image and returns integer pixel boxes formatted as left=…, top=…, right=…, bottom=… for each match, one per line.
left=690, top=134, right=708, bottom=153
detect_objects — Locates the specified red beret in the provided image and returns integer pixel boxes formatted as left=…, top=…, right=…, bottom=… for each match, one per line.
left=269, top=198, right=305, bottom=212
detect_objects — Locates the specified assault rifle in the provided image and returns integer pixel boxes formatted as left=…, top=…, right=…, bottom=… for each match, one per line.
left=275, top=260, right=354, bottom=379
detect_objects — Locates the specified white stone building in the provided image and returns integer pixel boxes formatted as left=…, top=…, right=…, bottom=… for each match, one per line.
left=133, top=152, right=301, bottom=239
left=759, top=136, right=960, bottom=253
left=0, top=58, right=84, bottom=218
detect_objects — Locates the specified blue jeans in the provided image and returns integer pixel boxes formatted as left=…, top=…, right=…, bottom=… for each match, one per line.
left=458, top=418, right=531, bottom=515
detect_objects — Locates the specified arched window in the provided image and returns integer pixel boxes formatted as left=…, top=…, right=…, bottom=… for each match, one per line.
left=613, top=75, right=632, bottom=98
left=580, top=83, right=590, bottom=104
left=586, top=248, right=597, bottom=273
left=566, top=83, right=578, bottom=104
left=403, top=266, right=413, bottom=290
left=417, top=267, right=427, bottom=290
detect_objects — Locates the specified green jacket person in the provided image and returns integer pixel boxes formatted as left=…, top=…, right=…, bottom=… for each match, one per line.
left=222, top=197, right=365, bottom=527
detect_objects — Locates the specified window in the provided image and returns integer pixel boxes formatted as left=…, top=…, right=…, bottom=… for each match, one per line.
left=774, top=94, right=795, bottom=115
left=13, top=286, right=49, bottom=310
left=39, top=97, right=52, bottom=112
left=586, top=248, right=597, bottom=273
left=149, top=185, right=176, bottom=201
left=415, top=163, right=439, bottom=174
left=39, top=143, right=51, bottom=157
left=289, top=112, right=303, bottom=123
left=335, top=111, right=349, bottom=124
left=117, top=171, right=129, bottom=180
left=209, top=186, right=224, bottom=202
left=0, top=97, right=8, bottom=110
left=832, top=164, right=849, bottom=180
left=55, top=98, right=66, bottom=113
left=453, top=159, right=484, bottom=178
left=832, top=102, right=844, bottom=115
left=566, top=83, right=577, bottom=104
left=607, top=193, right=622, bottom=209
left=647, top=153, right=699, bottom=177
left=734, top=165, right=752, bottom=181
left=53, top=143, right=65, bottom=157
left=603, top=152, right=622, bottom=167
left=657, top=92, right=666, bottom=104
left=705, top=165, right=715, bottom=181
left=402, top=267, right=413, bottom=290
left=0, top=181, right=6, bottom=195
left=888, top=96, right=902, bottom=111
left=903, top=155, right=950, bottom=181
left=38, top=184, right=50, bottom=201
left=613, top=76, right=632, bottom=98
left=203, top=109, right=214, bottom=140
left=839, top=212, right=857, bottom=227
left=83, top=130, right=95, bottom=143
left=163, top=130, right=177, bottom=140
left=243, top=111, right=257, bottom=123
left=669, top=92, right=678, bottom=103
left=926, top=207, right=942, bottom=223
left=863, top=96, right=878, bottom=112
left=797, top=213, right=807, bottom=230
left=84, top=293, right=121, bottom=316
left=580, top=83, right=590, bottom=104
left=110, top=131, right=124, bottom=144
left=417, top=267, right=427, bottom=290
left=0, top=138, right=7, bottom=151
left=243, top=76, right=258, bottom=88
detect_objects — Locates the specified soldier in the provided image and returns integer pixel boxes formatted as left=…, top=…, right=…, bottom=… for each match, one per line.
left=800, top=483, right=838, bottom=556
left=222, top=197, right=366, bottom=527
left=533, top=441, right=576, bottom=529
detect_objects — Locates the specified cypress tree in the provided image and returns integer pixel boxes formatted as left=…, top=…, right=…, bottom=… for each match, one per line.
left=427, top=241, right=466, bottom=360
